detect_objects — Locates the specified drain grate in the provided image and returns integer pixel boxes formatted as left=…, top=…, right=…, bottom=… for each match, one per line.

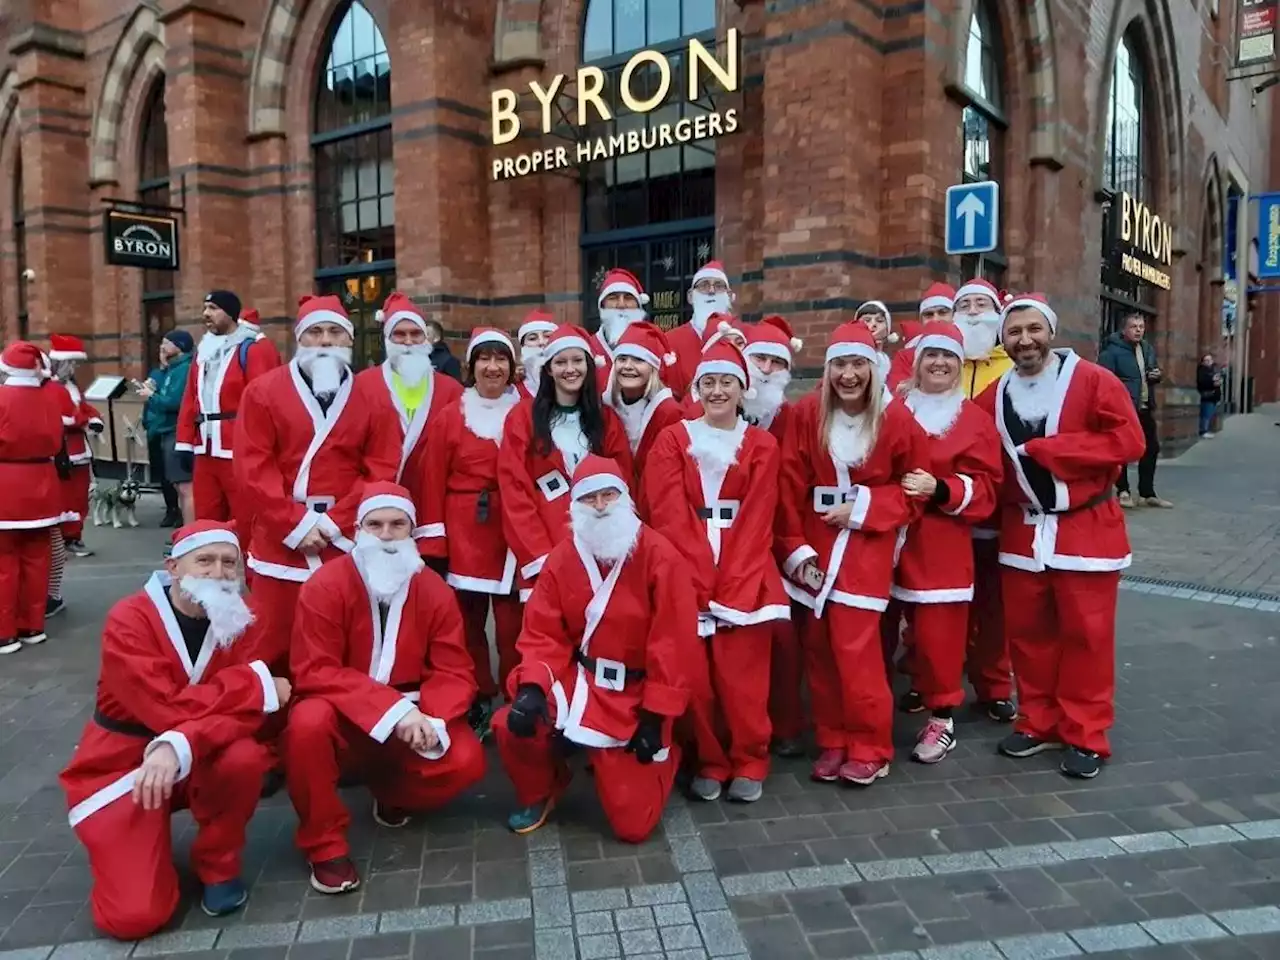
left=1122, top=574, right=1280, bottom=604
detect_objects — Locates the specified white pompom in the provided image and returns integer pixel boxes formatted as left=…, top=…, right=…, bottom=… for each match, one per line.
left=594, top=354, right=606, bottom=368
left=744, top=386, right=758, bottom=401
left=638, top=293, right=650, bottom=305
left=887, top=332, right=901, bottom=344
left=790, top=337, right=804, bottom=352
left=663, top=352, right=677, bottom=366
left=718, top=319, right=733, bottom=333
left=375, top=309, right=386, bottom=324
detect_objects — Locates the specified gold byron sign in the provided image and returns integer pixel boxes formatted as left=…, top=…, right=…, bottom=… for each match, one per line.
left=489, top=29, right=741, bottom=181
left=1114, top=191, right=1173, bottom=290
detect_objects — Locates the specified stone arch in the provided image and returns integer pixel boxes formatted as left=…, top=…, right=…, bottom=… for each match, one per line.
left=89, top=6, right=164, bottom=185
left=1200, top=155, right=1224, bottom=272
left=494, top=0, right=544, bottom=62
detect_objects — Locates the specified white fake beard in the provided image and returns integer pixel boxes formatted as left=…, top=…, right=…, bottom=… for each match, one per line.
left=690, top=293, right=731, bottom=336
left=570, top=493, right=641, bottom=564
left=744, top=367, right=790, bottom=424
left=462, top=387, right=518, bottom=442
left=957, top=312, right=1000, bottom=360
left=296, top=346, right=352, bottom=399
left=1005, top=362, right=1059, bottom=426
left=829, top=410, right=873, bottom=467
left=520, top=345, right=546, bottom=391
left=685, top=418, right=746, bottom=475
left=387, top=342, right=433, bottom=387
left=353, top=531, right=424, bottom=602
left=905, top=387, right=964, bottom=437
left=178, top=575, right=254, bottom=649
left=598, top=308, right=645, bottom=346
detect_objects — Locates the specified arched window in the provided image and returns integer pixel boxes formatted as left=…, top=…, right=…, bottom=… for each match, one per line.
left=312, top=0, right=394, bottom=367
left=138, top=78, right=174, bottom=371
left=13, top=153, right=27, bottom=341
left=958, top=0, right=1006, bottom=286
left=580, top=0, right=717, bottom=331
left=1099, top=28, right=1156, bottom=341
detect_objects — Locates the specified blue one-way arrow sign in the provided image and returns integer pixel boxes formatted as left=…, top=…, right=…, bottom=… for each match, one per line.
left=945, top=180, right=1000, bottom=255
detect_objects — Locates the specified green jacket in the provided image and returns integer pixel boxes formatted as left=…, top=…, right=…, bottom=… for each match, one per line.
left=142, top=353, right=191, bottom=438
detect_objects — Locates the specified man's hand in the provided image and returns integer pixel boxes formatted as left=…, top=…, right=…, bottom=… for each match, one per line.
left=1147, top=366, right=1162, bottom=382
left=901, top=469, right=938, bottom=499
left=297, top=528, right=328, bottom=555
left=132, top=743, right=179, bottom=811
left=394, top=708, right=432, bottom=752
left=273, top=677, right=292, bottom=706
left=137, top=382, right=156, bottom=400
left=820, top=502, right=853, bottom=527
left=507, top=684, right=548, bottom=738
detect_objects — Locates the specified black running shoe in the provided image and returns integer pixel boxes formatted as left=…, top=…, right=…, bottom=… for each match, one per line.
left=1060, top=746, right=1102, bottom=779
left=997, top=732, right=1063, bottom=758
left=981, top=699, right=1017, bottom=723
left=897, top=689, right=926, bottom=714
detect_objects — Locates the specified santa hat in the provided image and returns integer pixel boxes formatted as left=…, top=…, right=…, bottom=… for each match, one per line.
left=1001, top=292, right=1058, bottom=334
left=0, top=341, right=47, bottom=377
left=613, top=321, right=676, bottom=371
left=295, top=294, right=354, bottom=338
left=855, top=300, right=900, bottom=345
left=745, top=315, right=802, bottom=366
left=48, top=334, right=88, bottom=362
left=694, top=338, right=753, bottom=397
left=467, top=326, right=514, bottom=363
left=570, top=454, right=631, bottom=500
left=692, top=260, right=729, bottom=287
left=824, top=321, right=880, bottom=366
left=357, top=481, right=417, bottom=526
left=954, top=278, right=1000, bottom=308
left=517, top=307, right=557, bottom=343
left=701, top=313, right=748, bottom=350
left=171, top=520, right=240, bottom=560
left=919, top=282, right=956, bottom=315
left=376, top=291, right=428, bottom=339
left=238, top=308, right=262, bottom=332
left=545, top=324, right=600, bottom=367
left=597, top=268, right=650, bottom=307
left=913, top=322, right=965, bottom=361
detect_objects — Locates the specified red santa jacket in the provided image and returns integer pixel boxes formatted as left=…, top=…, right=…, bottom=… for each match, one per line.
left=892, top=398, right=1003, bottom=603
left=417, top=389, right=520, bottom=595
left=234, top=362, right=402, bottom=583
left=0, top=376, right=65, bottom=528
left=664, top=322, right=704, bottom=400
left=291, top=557, right=478, bottom=756
left=513, top=526, right=697, bottom=750
left=590, top=332, right=617, bottom=387
left=176, top=332, right=279, bottom=458
left=604, top=388, right=684, bottom=515
left=55, top=381, right=103, bottom=465
left=353, top=363, right=462, bottom=512
left=777, top=399, right=929, bottom=617
left=974, top=350, right=1144, bottom=573
left=643, top=419, right=789, bottom=633
left=496, top=400, right=634, bottom=588
left=59, top=572, right=278, bottom=828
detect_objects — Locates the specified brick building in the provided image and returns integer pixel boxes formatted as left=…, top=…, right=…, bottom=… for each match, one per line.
left=0, top=0, right=1273, bottom=449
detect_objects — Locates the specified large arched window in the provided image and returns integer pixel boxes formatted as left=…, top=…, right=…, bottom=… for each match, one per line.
left=139, top=78, right=174, bottom=370
left=1099, top=28, right=1156, bottom=341
left=13, top=153, right=27, bottom=341
left=959, top=0, right=1006, bottom=286
left=312, top=0, right=394, bottom=367
left=580, top=0, right=717, bottom=331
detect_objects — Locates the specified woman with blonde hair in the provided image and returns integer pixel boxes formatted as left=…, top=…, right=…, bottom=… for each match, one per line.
left=777, top=321, right=928, bottom=786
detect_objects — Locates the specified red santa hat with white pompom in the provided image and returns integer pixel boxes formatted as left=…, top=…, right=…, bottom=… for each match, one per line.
left=170, top=520, right=240, bottom=559
left=693, top=338, right=756, bottom=400
left=954, top=277, right=1001, bottom=309
left=543, top=323, right=603, bottom=368
left=357, top=480, right=418, bottom=526
left=295, top=294, right=354, bottom=338
left=1000, top=292, right=1058, bottom=334
left=376, top=292, right=429, bottom=339
left=691, top=260, right=729, bottom=288
left=48, top=334, right=88, bottom=362
left=612, top=321, right=676, bottom=372
left=570, top=453, right=632, bottom=500
left=919, top=282, right=956, bottom=315
left=912, top=322, right=965, bottom=363
left=824, top=321, right=881, bottom=365
left=855, top=300, right=900, bottom=344
left=0, top=341, right=47, bottom=378
left=597, top=268, right=650, bottom=307
left=466, top=327, right=515, bottom=363
left=700, top=313, right=748, bottom=350
left=745, top=314, right=803, bottom=367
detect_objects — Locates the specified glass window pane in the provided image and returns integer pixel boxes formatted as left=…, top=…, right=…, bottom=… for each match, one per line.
left=613, top=0, right=646, bottom=55
left=315, top=2, right=391, bottom=133
left=682, top=0, right=715, bottom=35
left=583, top=0, right=612, bottom=61
left=649, top=0, right=681, bottom=47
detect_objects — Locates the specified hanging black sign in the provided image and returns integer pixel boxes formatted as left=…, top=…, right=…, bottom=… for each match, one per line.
left=104, top=210, right=180, bottom=270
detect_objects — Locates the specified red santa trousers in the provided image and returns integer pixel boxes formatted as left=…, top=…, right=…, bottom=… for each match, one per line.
left=249, top=576, right=303, bottom=676
left=1002, top=568, right=1119, bottom=757
left=967, top=540, right=1013, bottom=701
left=455, top=591, right=522, bottom=701
left=801, top=606, right=893, bottom=763
left=901, top=602, right=970, bottom=711
left=492, top=707, right=679, bottom=844
left=59, top=464, right=90, bottom=541
left=686, top=623, right=773, bottom=782
left=283, top=697, right=486, bottom=862
left=0, top=530, right=52, bottom=638
left=74, top=736, right=270, bottom=941
left=768, top=610, right=807, bottom=741
left=192, top=455, right=249, bottom=529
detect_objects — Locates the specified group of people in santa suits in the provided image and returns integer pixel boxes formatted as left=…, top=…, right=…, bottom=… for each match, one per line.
left=48, top=259, right=1142, bottom=940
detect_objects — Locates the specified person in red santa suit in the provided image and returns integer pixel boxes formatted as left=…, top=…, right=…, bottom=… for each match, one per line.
left=0, top=342, right=66, bottom=654
left=46, top=334, right=104, bottom=558
left=417, top=328, right=524, bottom=738
left=854, top=301, right=899, bottom=383
left=676, top=315, right=751, bottom=419
left=175, top=291, right=281, bottom=530
left=59, top=522, right=288, bottom=938
left=354, top=292, right=463, bottom=520
left=591, top=268, right=650, bottom=383
left=667, top=260, right=737, bottom=397
left=494, top=455, right=697, bottom=840
left=777, top=322, right=928, bottom=785
left=887, top=282, right=957, bottom=391
left=515, top=308, right=557, bottom=400
left=235, top=295, right=402, bottom=672
left=285, top=483, right=485, bottom=893
left=601, top=321, right=684, bottom=511
left=498, top=325, right=633, bottom=602
left=887, top=323, right=1003, bottom=763
left=644, top=339, right=789, bottom=803
left=974, top=294, right=1143, bottom=780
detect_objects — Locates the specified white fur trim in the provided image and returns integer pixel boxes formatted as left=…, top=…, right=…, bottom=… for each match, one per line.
left=413, top=522, right=446, bottom=539
left=598, top=281, right=650, bottom=306
left=467, top=330, right=514, bottom=362
left=940, top=473, right=975, bottom=516
left=48, top=350, right=88, bottom=361
left=613, top=343, right=662, bottom=370
left=782, top=544, right=818, bottom=577
left=383, top=309, right=429, bottom=336
left=889, top=585, right=975, bottom=604
left=856, top=300, right=892, bottom=325
left=955, top=282, right=999, bottom=305
left=546, top=335, right=592, bottom=360
left=824, top=342, right=879, bottom=364
left=282, top=509, right=326, bottom=550
left=744, top=341, right=792, bottom=363
left=418, top=715, right=451, bottom=760
left=518, top=319, right=557, bottom=341
left=146, top=731, right=193, bottom=781
left=915, top=333, right=964, bottom=359
left=358, top=494, right=417, bottom=525
left=1002, top=297, right=1058, bottom=332
left=0, top=362, right=42, bottom=377
left=171, top=529, right=239, bottom=559
left=0, top=373, right=42, bottom=385
left=370, top=698, right=417, bottom=743
left=692, top=264, right=728, bottom=286
left=571, top=472, right=629, bottom=500
left=521, top=555, right=547, bottom=579
left=249, top=660, right=281, bottom=714
left=295, top=309, right=354, bottom=337
left=920, top=295, right=953, bottom=313
left=694, top=358, right=748, bottom=386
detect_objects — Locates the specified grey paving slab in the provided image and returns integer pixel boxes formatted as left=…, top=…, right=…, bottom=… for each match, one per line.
left=215, top=922, right=300, bottom=948
left=573, top=911, right=614, bottom=936
left=994, top=932, right=1082, bottom=958
left=681, top=874, right=727, bottom=913
left=377, top=905, right=456, bottom=933
left=1211, top=907, right=1280, bottom=935
left=571, top=889, right=628, bottom=914
left=131, top=930, right=220, bottom=957
left=1139, top=915, right=1229, bottom=944
left=1068, top=922, right=1156, bottom=952
left=45, top=946, right=131, bottom=960
left=297, top=915, right=379, bottom=942
left=531, top=885, right=572, bottom=930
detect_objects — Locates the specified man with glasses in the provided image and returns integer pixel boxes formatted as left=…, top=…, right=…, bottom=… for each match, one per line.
left=668, top=261, right=737, bottom=398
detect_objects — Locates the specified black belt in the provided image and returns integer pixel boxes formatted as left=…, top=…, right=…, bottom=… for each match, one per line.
left=573, top=649, right=646, bottom=682
left=93, top=709, right=156, bottom=739
left=1038, top=488, right=1115, bottom=517
left=0, top=456, right=53, bottom=464
left=696, top=506, right=736, bottom=522
left=196, top=413, right=236, bottom=425
left=392, top=681, right=419, bottom=693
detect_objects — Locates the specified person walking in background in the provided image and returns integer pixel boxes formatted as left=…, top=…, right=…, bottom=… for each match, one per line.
left=139, top=331, right=194, bottom=527
left=1196, top=353, right=1222, bottom=439
left=422, top=318, right=463, bottom=383
left=1098, top=313, right=1172, bottom=509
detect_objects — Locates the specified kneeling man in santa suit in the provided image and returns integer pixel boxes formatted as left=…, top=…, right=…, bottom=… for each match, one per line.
left=59, top=522, right=287, bottom=939
left=974, top=294, right=1143, bottom=779
left=285, top=482, right=486, bottom=894
left=493, top=455, right=697, bottom=842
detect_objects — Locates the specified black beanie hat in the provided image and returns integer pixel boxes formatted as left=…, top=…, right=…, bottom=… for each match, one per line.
left=204, top=290, right=242, bottom=320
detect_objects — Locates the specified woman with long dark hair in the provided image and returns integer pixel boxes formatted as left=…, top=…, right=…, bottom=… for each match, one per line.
left=498, top=325, right=632, bottom=600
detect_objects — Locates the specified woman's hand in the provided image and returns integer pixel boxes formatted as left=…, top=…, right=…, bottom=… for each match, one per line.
left=901, top=469, right=937, bottom=499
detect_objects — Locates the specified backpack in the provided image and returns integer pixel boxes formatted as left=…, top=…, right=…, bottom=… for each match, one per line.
left=237, top=338, right=254, bottom=372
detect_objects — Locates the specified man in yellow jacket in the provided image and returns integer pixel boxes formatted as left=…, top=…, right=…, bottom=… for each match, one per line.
left=953, top=278, right=1013, bottom=398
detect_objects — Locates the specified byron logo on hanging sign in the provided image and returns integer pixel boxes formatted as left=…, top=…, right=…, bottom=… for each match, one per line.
left=104, top=210, right=180, bottom=270
left=489, top=29, right=742, bottom=181
left=1110, top=192, right=1173, bottom=290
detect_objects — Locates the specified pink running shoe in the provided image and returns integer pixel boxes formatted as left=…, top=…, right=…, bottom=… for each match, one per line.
left=811, top=749, right=845, bottom=782
left=839, top=758, right=890, bottom=785
left=912, top=717, right=957, bottom=764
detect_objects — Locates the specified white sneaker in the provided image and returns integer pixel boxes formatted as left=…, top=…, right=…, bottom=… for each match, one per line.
left=912, top=717, right=957, bottom=764
left=0, top=638, right=20, bottom=655
left=689, top=776, right=722, bottom=801
left=1201, top=432, right=1215, bottom=439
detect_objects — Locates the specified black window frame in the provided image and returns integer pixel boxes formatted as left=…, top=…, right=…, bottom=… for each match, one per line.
left=958, top=0, right=1008, bottom=286
left=13, top=153, right=27, bottom=341
left=138, top=77, right=175, bottom=372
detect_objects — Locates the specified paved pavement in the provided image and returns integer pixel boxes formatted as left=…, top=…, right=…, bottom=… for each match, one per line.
left=2, top=408, right=1280, bottom=960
